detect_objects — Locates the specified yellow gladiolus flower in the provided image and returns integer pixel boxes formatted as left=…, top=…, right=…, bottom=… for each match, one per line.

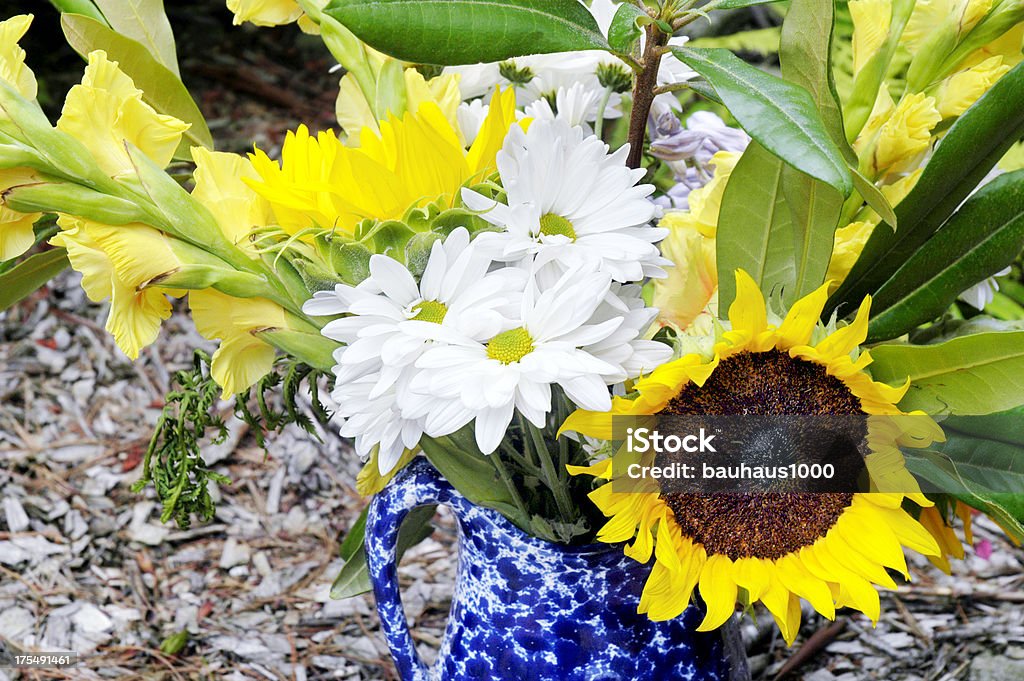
left=226, top=0, right=301, bottom=26
left=653, top=212, right=718, bottom=334
left=57, top=50, right=190, bottom=178
left=0, top=167, right=42, bottom=261
left=51, top=217, right=183, bottom=359
left=868, top=92, right=941, bottom=176
left=904, top=0, right=992, bottom=51
left=191, top=147, right=273, bottom=254
left=247, top=87, right=520, bottom=236
left=189, top=288, right=290, bottom=397
left=850, top=0, right=891, bottom=76
left=0, top=14, right=37, bottom=105
left=935, top=55, right=1010, bottom=117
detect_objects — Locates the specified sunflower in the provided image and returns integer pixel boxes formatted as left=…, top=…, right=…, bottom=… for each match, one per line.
left=562, top=270, right=943, bottom=644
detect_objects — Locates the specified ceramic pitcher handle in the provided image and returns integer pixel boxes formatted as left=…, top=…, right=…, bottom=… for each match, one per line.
left=365, top=458, right=457, bottom=681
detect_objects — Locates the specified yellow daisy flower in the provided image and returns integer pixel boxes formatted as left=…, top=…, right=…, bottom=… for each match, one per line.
left=563, top=270, right=943, bottom=644
left=246, top=87, right=521, bottom=237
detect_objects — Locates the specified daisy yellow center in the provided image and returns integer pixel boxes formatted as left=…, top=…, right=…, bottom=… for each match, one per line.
left=661, top=349, right=866, bottom=561
left=486, top=327, right=534, bottom=364
left=538, top=213, right=577, bottom=241
left=411, top=300, right=448, bottom=324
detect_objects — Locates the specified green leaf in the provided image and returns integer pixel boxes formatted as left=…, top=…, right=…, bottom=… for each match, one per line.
left=324, top=0, right=609, bottom=65
left=776, top=0, right=845, bottom=302
left=60, top=14, right=213, bottom=154
left=92, top=0, right=180, bottom=76
left=869, top=331, right=1024, bottom=415
left=672, top=46, right=853, bottom=197
left=851, top=168, right=897, bottom=228
left=826, top=60, right=1024, bottom=319
left=330, top=504, right=436, bottom=599
left=607, top=3, right=647, bottom=54
left=867, top=170, right=1024, bottom=341
left=47, top=0, right=109, bottom=23
left=0, top=248, right=70, bottom=312
left=717, top=142, right=795, bottom=309
left=419, top=430, right=528, bottom=527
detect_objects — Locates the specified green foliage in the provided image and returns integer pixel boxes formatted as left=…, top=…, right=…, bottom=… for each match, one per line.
left=906, top=407, right=1024, bottom=542
left=159, top=631, right=190, bottom=656
left=234, top=357, right=332, bottom=450
left=778, top=0, right=845, bottom=304
left=92, top=0, right=180, bottom=76
left=131, top=351, right=231, bottom=529
left=133, top=352, right=331, bottom=529
left=47, top=0, right=108, bottom=23
left=330, top=504, right=435, bottom=599
left=60, top=14, right=213, bottom=156
left=867, top=170, right=1024, bottom=341
left=324, top=0, right=609, bottom=66
left=827, top=60, right=1024, bottom=319
left=716, top=143, right=795, bottom=310
left=673, top=46, right=853, bottom=197
left=607, top=2, right=648, bottom=55
left=0, top=249, right=70, bottom=313
left=869, top=330, right=1024, bottom=416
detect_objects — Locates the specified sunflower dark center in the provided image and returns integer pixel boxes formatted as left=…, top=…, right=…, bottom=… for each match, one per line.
left=659, top=349, right=864, bottom=560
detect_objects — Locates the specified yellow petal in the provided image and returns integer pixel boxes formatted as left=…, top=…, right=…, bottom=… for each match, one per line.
left=727, top=269, right=768, bottom=339
left=57, top=51, right=189, bottom=177
left=777, top=280, right=831, bottom=349
left=191, top=147, right=271, bottom=251
left=0, top=14, right=37, bottom=102
left=815, top=296, right=871, bottom=359
left=226, top=0, right=303, bottom=26
left=0, top=205, right=39, bottom=260
left=697, top=554, right=737, bottom=631
left=466, top=87, right=518, bottom=177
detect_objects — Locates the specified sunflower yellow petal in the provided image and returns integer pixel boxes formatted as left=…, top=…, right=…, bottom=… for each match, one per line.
left=777, top=280, right=831, bottom=349
left=697, top=554, right=737, bottom=631
left=727, top=269, right=768, bottom=339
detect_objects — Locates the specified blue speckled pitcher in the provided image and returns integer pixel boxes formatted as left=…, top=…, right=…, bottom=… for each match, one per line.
left=365, top=458, right=728, bottom=681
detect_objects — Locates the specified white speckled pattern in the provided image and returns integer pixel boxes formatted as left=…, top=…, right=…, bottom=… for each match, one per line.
left=366, top=459, right=728, bottom=680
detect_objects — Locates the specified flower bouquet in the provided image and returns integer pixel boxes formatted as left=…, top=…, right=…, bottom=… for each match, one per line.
left=2, top=0, right=1024, bottom=677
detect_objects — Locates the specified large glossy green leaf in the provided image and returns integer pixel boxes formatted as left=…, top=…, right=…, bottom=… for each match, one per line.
left=60, top=14, right=212, bottom=153
left=826, top=60, right=1024, bottom=319
left=672, top=46, right=852, bottom=197
left=869, top=331, right=1024, bottom=415
left=716, top=0, right=785, bottom=7
left=93, top=0, right=179, bottom=76
left=330, top=504, right=436, bottom=599
left=324, top=0, right=609, bottom=65
left=867, top=170, right=1024, bottom=341
left=777, top=0, right=844, bottom=302
left=717, top=142, right=795, bottom=309
left=0, top=249, right=70, bottom=312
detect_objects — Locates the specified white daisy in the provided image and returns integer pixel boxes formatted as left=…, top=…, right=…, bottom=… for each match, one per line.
left=462, top=119, right=670, bottom=283
left=959, top=267, right=1012, bottom=310
left=410, top=265, right=666, bottom=454
left=303, top=228, right=524, bottom=472
left=522, top=82, right=622, bottom=131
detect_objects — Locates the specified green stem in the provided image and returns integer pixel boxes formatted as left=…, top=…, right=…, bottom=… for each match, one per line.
left=594, top=86, right=614, bottom=140
left=491, top=445, right=530, bottom=519
left=527, top=421, right=575, bottom=524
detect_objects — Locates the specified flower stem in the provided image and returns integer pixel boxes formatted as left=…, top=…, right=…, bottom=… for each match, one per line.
left=527, top=421, right=575, bottom=525
left=626, top=24, right=670, bottom=169
left=595, top=86, right=614, bottom=140
left=491, top=445, right=530, bottom=520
